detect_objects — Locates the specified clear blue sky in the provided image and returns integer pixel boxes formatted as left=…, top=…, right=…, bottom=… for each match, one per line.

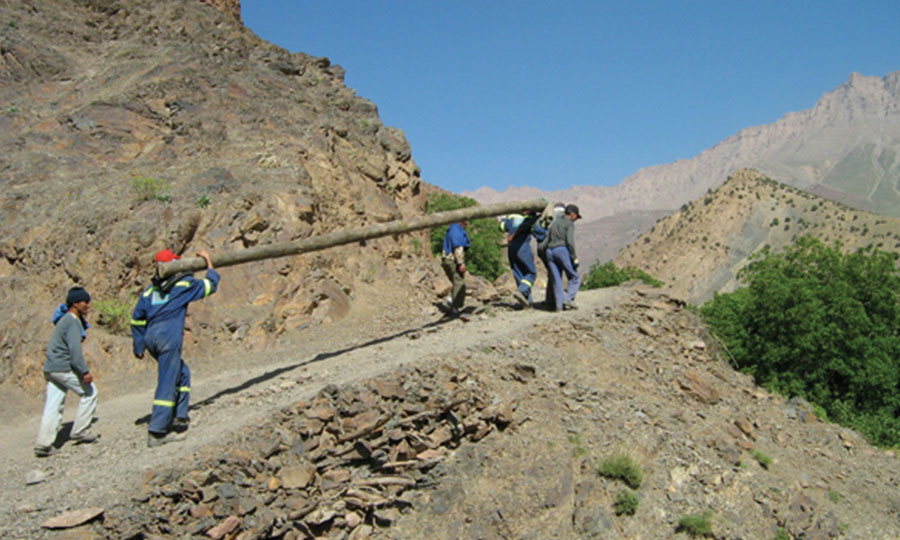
left=242, top=1, right=900, bottom=194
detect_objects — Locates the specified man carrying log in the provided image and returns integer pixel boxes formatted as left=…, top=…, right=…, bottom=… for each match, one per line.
left=131, top=249, right=219, bottom=447
left=439, top=220, right=470, bottom=316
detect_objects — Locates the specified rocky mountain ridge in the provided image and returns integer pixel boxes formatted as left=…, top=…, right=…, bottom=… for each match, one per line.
left=615, top=168, right=900, bottom=304
left=465, top=70, right=900, bottom=266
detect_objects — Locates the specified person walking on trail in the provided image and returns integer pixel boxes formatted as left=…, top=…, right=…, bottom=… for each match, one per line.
left=546, top=204, right=582, bottom=312
left=439, top=220, right=470, bottom=316
left=500, top=212, right=538, bottom=308
left=535, top=202, right=566, bottom=309
left=131, top=249, right=219, bottom=447
left=35, top=286, right=100, bottom=457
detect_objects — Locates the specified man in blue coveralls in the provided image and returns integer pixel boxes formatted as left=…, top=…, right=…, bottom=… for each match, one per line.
left=500, top=212, right=538, bottom=308
left=131, top=248, right=219, bottom=447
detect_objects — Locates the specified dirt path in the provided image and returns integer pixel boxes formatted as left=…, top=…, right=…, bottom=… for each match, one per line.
left=0, top=287, right=628, bottom=537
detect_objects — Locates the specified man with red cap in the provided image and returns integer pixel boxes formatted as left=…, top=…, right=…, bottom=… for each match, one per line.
left=131, top=248, right=219, bottom=447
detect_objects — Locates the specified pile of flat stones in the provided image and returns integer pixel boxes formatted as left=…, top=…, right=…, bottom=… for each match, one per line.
left=104, top=363, right=514, bottom=539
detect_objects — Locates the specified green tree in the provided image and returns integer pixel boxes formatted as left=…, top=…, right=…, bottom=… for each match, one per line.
left=701, top=236, right=900, bottom=446
left=583, top=261, right=663, bottom=289
left=427, top=193, right=505, bottom=281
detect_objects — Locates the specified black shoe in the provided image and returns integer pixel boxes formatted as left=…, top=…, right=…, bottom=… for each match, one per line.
left=71, top=430, right=99, bottom=444
left=148, top=431, right=186, bottom=448
left=34, top=446, right=58, bottom=458
left=171, top=418, right=190, bottom=433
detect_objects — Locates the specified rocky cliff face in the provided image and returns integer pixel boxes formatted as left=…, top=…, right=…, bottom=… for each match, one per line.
left=199, top=0, right=241, bottom=23
left=0, top=0, right=430, bottom=394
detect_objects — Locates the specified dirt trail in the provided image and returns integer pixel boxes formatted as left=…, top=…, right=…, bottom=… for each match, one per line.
left=0, top=287, right=627, bottom=537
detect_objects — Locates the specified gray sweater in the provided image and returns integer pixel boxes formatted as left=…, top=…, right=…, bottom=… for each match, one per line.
left=547, top=216, right=577, bottom=260
left=45, top=313, right=89, bottom=376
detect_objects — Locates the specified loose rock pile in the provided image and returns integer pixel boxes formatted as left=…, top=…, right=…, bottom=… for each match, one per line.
left=102, top=363, right=514, bottom=539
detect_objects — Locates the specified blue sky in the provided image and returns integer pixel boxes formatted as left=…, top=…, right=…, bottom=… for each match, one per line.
left=242, top=1, right=899, bottom=194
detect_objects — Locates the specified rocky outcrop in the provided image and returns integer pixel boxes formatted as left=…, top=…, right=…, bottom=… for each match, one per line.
left=199, top=0, right=242, bottom=23
left=0, top=0, right=429, bottom=394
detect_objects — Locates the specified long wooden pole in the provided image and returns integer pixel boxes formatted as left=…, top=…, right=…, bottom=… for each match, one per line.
left=158, top=198, right=548, bottom=277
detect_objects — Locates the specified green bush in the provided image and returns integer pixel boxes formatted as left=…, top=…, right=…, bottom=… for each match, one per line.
left=94, top=297, right=134, bottom=336
left=750, top=449, right=772, bottom=470
left=583, top=261, right=663, bottom=289
left=132, top=175, right=171, bottom=202
left=596, top=453, right=643, bottom=489
left=701, top=236, right=900, bottom=447
left=676, top=511, right=713, bottom=537
left=772, top=528, right=791, bottom=540
left=427, top=192, right=505, bottom=281
left=613, top=489, right=639, bottom=516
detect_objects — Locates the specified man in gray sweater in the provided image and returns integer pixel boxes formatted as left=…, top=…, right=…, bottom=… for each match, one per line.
left=35, top=286, right=99, bottom=457
left=546, top=204, right=582, bottom=311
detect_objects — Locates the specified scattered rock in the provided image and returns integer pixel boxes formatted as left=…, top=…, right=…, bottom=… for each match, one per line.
left=25, top=470, right=47, bottom=485
left=40, top=507, right=104, bottom=529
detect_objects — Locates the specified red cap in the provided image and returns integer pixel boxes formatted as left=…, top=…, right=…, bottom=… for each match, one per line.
left=154, top=249, right=181, bottom=263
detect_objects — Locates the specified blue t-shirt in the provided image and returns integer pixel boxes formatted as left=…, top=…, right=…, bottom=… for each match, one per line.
left=442, top=223, right=470, bottom=255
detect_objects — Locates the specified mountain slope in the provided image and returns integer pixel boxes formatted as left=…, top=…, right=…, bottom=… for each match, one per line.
left=3, top=287, right=899, bottom=539
left=0, top=0, right=429, bottom=395
left=465, top=71, right=900, bottom=266
left=615, top=168, right=900, bottom=304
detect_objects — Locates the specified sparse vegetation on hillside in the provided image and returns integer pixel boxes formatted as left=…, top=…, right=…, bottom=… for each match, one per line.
left=701, top=236, right=900, bottom=446
left=596, top=452, right=643, bottom=489
left=94, top=297, right=134, bottom=337
left=427, top=193, right=505, bottom=281
left=583, top=261, right=663, bottom=289
left=131, top=175, right=171, bottom=203
left=677, top=510, right=714, bottom=537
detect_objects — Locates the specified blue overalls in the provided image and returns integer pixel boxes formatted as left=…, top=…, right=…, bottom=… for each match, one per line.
left=501, top=215, right=538, bottom=304
left=531, top=223, right=555, bottom=307
left=131, top=269, right=219, bottom=434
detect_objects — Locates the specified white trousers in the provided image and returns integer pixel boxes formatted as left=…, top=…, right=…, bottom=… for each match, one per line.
left=35, top=371, right=98, bottom=449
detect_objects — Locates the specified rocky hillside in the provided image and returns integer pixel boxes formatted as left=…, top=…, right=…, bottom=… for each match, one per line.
left=615, top=168, right=900, bottom=304
left=5, top=286, right=899, bottom=539
left=0, top=0, right=433, bottom=396
left=466, top=70, right=900, bottom=266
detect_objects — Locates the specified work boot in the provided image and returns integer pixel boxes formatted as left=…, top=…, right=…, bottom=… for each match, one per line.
left=34, top=445, right=58, bottom=458
left=171, top=418, right=190, bottom=433
left=148, top=431, right=186, bottom=448
left=71, top=430, right=99, bottom=444
left=437, top=297, right=453, bottom=314
left=512, top=290, right=529, bottom=308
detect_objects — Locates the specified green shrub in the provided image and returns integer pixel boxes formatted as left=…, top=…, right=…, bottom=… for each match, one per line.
left=427, top=193, right=505, bottom=281
left=596, top=453, right=643, bottom=489
left=701, top=236, right=900, bottom=447
left=583, top=261, right=663, bottom=289
left=132, top=175, right=171, bottom=202
left=568, top=432, right=587, bottom=457
left=676, top=510, right=713, bottom=537
left=750, top=449, right=772, bottom=470
left=772, top=528, right=791, bottom=540
left=94, top=297, right=133, bottom=336
left=613, top=489, right=639, bottom=516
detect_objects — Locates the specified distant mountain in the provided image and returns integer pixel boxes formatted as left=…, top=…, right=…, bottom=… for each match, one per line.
left=615, top=168, right=900, bottom=304
left=464, top=71, right=900, bottom=265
